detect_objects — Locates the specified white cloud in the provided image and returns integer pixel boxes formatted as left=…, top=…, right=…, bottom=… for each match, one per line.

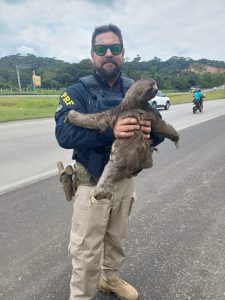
left=16, top=45, right=37, bottom=56
left=0, top=0, right=225, bottom=62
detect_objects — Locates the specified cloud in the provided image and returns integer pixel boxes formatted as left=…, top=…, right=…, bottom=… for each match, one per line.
left=16, top=45, right=37, bottom=56
left=0, top=0, right=225, bottom=62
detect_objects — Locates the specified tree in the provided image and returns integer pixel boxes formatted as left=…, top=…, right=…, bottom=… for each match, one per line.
left=0, top=54, right=225, bottom=91
left=132, top=54, right=141, bottom=63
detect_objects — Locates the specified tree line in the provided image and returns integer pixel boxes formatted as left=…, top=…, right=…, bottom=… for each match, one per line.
left=0, top=54, right=225, bottom=92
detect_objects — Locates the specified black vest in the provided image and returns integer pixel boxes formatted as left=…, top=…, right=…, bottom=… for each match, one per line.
left=79, top=75, right=134, bottom=113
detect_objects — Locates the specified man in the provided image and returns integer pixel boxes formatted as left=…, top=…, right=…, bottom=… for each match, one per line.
left=55, top=24, right=164, bottom=300
left=193, top=88, right=204, bottom=109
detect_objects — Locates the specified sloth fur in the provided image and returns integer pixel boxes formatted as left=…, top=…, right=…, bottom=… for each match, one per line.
left=66, top=78, right=179, bottom=200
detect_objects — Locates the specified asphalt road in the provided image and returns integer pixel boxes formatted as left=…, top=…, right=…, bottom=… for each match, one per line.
left=0, top=118, right=72, bottom=193
left=1, top=99, right=225, bottom=193
left=1, top=101, right=225, bottom=299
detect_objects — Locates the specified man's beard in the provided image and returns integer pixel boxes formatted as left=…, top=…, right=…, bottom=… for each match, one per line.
left=96, top=58, right=123, bottom=79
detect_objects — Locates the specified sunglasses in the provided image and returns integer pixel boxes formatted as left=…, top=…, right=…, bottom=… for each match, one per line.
left=93, top=44, right=123, bottom=56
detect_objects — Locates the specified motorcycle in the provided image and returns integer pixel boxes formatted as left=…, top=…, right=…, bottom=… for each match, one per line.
left=192, top=99, right=203, bottom=113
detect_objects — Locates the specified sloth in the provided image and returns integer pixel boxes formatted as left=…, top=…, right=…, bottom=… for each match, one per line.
left=65, top=78, right=179, bottom=201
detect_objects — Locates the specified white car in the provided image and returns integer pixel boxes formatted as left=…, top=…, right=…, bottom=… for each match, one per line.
left=149, top=91, right=171, bottom=110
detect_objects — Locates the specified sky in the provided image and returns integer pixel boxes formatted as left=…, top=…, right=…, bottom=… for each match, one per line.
left=0, top=0, right=225, bottom=63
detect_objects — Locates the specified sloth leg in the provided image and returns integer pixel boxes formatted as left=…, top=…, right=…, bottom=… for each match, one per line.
left=91, top=160, right=121, bottom=200
left=153, top=119, right=179, bottom=146
left=91, top=145, right=126, bottom=201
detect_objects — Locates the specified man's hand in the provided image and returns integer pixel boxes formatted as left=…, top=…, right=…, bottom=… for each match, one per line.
left=140, top=119, right=151, bottom=139
left=113, top=117, right=151, bottom=139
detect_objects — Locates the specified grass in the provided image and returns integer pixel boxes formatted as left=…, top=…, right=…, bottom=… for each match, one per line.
left=0, top=96, right=59, bottom=122
left=0, top=89, right=224, bottom=123
left=0, top=89, right=61, bottom=95
left=168, top=89, right=225, bottom=104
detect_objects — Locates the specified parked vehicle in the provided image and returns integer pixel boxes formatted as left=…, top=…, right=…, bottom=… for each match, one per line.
left=149, top=91, right=171, bottom=110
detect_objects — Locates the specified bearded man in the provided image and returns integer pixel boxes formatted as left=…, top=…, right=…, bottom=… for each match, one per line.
left=55, top=24, right=164, bottom=300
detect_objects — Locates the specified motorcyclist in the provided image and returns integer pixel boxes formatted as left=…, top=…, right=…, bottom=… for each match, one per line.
left=193, top=88, right=204, bottom=109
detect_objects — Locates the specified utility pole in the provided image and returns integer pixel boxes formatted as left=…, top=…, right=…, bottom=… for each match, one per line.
left=16, top=65, right=21, bottom=92
left=15, top=64, right=32, bottom=92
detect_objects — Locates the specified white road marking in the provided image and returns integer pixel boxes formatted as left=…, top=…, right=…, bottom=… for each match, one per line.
left=0, top=170, right=58, bottom=194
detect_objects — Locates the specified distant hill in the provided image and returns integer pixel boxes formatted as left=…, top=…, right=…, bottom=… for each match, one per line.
left=0, top=54, right=224, bottom=91
left=187, top=64, right=225, bottom=74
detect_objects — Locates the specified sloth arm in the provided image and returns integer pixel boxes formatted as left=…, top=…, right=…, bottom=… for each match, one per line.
left=55, top=84, right=114, bottom=149
left=66, top=109, right=112, bottom=131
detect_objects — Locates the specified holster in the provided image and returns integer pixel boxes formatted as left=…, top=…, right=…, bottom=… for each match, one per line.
left=57, top=161, right=79, bottom=201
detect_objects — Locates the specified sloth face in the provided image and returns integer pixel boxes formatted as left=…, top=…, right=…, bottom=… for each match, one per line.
left=127, top=79, right=158, bottom=103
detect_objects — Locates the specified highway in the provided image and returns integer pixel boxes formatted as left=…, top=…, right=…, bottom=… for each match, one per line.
left=1, top=99, right=225, bottom=194
left=0, top=99, right=225, bottom=299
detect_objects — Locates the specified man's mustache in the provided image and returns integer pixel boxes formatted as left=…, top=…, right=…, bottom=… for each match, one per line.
left=102, top=57, right=118, bottom=66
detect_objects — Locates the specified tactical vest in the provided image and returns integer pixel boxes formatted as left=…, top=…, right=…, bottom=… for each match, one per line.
left=79, top=75, right=134, bottom=113
left=74, top=74, right=134, bottom=177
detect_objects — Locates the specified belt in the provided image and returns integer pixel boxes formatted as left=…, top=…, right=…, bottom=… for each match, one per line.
left=75, top=162, right=99, bottom=185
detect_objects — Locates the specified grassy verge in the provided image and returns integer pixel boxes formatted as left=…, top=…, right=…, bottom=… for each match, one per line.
left=168, top=89, right=225, bottom=104
left=0, top=89, right=61, bottom=95
left=0, top=89, right=224, bottom=123
left=0, top=96, right=59, bottom=122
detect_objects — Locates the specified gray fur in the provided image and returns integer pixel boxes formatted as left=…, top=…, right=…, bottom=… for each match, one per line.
left=66, top=79, right=179, bottom=200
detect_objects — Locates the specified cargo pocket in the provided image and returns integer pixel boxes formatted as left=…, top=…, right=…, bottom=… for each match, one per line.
left=128, top=192, right=136, bottom=217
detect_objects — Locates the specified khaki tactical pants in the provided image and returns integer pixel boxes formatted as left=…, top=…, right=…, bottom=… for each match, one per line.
left=68, top=177, right=135, bottom=300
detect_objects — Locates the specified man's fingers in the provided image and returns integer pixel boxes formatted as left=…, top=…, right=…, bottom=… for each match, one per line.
left=140, top=119, right=151, bottom=135
left=124, top=124, right=140, bottom=131
left=141, top=125, right=151, bottom=134
left=114, top=117, right=151, bottom=138
left=119, top=131, right=135, bottom=138
left=140, top=119, right=151, bottom=126
left=119, top=117, right=139, bottom=125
